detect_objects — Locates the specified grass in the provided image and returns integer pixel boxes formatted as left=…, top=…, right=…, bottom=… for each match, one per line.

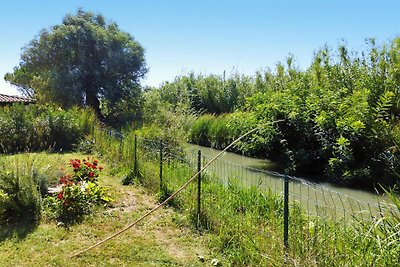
left=131, top=144, right=400, bottom=266
left=7, top=129, right=396, bottom=266
left=0, top=152, right=214, bottom=267
left=84, top=127, right=400, bottom=266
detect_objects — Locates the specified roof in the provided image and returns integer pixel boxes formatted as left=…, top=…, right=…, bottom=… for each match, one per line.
left=0, top=94, right=36, bottom=104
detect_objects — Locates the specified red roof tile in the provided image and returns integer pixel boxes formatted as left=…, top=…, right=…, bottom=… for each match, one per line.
left=0, top=94, right=36, bottom=104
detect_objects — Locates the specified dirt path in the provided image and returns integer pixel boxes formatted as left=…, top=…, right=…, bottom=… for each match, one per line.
left=101, top=184, right=211, bottom=266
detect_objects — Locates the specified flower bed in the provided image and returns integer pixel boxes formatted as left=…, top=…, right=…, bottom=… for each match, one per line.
left=45, top=158, right=111, bottom=223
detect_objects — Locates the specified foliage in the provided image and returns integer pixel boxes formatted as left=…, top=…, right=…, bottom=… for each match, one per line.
left=74, top=123, right=400, bottom=266
left=150, top=71, right=254, bottom=114
left=5, top=9, right=147, bottom=124
left=139, top=105, right=194, bottom=149
left=46, top=158, right=111, bottom=223
left=0, top=169, right=41, bottom=224
left=0, top=167, right=210, bottom=266
left=0, top=154, right=58, bottom=224
left=0, top=153, right=109, bottom=225
left=142, top=89, right=196, bottom=143
left=207, top=114, right=233, bottom=150
left=189, top=112, right=276, bottom=156
left=155, top=38, right=400, bottom=188
left=189, top=114, right=215, bottom=147
left=0, top=104, right=97, bottom=154
left=124, top=143, right=400, bottom=266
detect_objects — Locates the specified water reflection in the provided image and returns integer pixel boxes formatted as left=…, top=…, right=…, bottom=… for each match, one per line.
left=187, top=144, right=398, bottom=220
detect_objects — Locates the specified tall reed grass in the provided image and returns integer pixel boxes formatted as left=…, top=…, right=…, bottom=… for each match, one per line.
left=0, top=105, right=96, bottom=154
left=0, top=153, right=68, bottom=224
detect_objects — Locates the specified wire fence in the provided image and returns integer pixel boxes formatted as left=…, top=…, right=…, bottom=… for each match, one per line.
left=130, top=136, right=400, bottom=265
left=198, top=152, right=399, bottom=222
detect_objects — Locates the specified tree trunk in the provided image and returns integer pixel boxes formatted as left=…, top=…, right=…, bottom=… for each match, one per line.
left=86, top=91, right=104, bottom=120
left=84, top=69, right=104, bottom=120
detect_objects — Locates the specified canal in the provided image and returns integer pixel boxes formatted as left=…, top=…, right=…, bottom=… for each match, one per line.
left=187, top=144, right=398, bottom=220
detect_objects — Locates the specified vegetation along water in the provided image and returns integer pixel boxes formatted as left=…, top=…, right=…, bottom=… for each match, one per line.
left=0, top=8, right=399, bottom=266
left=142, top=38, right=400, bottom=192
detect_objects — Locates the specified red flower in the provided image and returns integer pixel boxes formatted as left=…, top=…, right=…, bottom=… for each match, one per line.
left=85, top=161, right=96, bottom=169
left=89, top=172, right=94, bottom=177
left=70, top=159, right=81, bottom=169
left=59, top=174, right=72, bottom=184
left=57, top=192, right=63, bottom=200
left=99, top=166, right=103, bottom=171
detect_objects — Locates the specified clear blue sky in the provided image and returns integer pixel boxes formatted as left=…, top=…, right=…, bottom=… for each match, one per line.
left=1, top=0, right=400, bottom=95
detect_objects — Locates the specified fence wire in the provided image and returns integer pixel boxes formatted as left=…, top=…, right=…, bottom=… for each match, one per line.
left=132, top=137, right=400, bottom=265
left=195, top=151, right=399, bottom=222
left=137, top=138, right=399, bottom=222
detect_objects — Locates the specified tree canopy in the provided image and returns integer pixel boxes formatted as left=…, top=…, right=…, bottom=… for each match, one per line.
left=5, top=9, right=147, bottom=122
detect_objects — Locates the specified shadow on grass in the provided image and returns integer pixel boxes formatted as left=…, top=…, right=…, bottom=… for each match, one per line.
left=0, top=219, right=39, bottom=242
left=56, top=215, right=85, bottom=229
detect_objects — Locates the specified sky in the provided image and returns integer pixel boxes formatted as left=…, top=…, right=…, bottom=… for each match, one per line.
left=1, top=0, right=400, bottom=95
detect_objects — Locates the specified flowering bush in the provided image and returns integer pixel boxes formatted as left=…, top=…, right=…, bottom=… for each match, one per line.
left=68, top=158, right=103, bottom=183
left=46, top=158, right=111, bottom=223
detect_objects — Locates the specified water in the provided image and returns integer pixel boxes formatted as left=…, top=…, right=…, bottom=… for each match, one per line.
left=187, top=144, right=398, bottom=220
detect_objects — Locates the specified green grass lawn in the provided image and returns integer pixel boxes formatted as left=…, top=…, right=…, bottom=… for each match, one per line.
left=0, top=153, right=212, bottom=267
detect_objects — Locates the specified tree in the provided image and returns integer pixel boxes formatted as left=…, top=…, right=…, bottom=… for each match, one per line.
left=5, top=9, right=147, bottom=121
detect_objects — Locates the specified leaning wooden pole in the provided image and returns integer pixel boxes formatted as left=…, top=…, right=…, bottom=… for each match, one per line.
left=70, top=120, right=284, bottom=258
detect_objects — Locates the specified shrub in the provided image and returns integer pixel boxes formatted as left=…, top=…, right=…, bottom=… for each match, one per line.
left=0, top=153, right=68, bottom=224
left=0, top=164, right=41, bottom=224
left=46, top=158, right=111, bottom=223
left=0, top=105, right=97, bottom=154
left=189, top=114, right=215, bottom=146
left=208, top=115, right=232, bottom=150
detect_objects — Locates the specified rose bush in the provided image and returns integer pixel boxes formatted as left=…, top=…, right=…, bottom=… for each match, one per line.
left=46, top=158, right=111, bottom=223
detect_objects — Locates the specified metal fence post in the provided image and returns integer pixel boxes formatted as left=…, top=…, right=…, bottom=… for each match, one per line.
left=284, top=174, right=289, bottom=249
left=159, top=141, right=163, bottom=191
left=134, top=135, right=137, bottom=177
left=197, top=150, right=202, bottom=227
left=119, top=135, right=124, bottom=158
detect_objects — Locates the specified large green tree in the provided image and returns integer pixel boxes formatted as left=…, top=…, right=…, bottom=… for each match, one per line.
left=5, top=9, right=147, bottom=121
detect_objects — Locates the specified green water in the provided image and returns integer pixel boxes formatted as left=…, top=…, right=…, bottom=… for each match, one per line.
left=187, top=144, right=398, bottom=220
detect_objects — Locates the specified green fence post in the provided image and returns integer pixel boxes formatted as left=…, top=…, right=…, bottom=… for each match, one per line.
left=159, top=141, right=163, bottom=191
left=197, top=150, right=202, bottom=227
left=284, top=174, right=289, bottom=249
left=134, top=135, right=137, bottom=177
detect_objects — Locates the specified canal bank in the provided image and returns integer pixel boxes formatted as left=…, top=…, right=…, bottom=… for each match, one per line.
left=186, top=143, right=398, bottom=219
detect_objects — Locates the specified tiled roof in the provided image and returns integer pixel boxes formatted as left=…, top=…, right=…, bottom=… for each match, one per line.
left=0, top=94, right=36, bottom=104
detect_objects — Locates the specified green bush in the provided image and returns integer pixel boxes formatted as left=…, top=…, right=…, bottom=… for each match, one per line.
left=0, top=105, right=97, bottom=154
left=208, top=115, right=232, bottom=150
left=189, top=114, right=215, bottom=146
left=0, top=161, right=42, bottom=224
left=45, top=158, right=111, bottom=223
left=143, top=38, right=400, bottom=188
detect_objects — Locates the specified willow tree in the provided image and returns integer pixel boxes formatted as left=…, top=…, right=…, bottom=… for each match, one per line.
left=5, top=9, right=147, bottom=121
